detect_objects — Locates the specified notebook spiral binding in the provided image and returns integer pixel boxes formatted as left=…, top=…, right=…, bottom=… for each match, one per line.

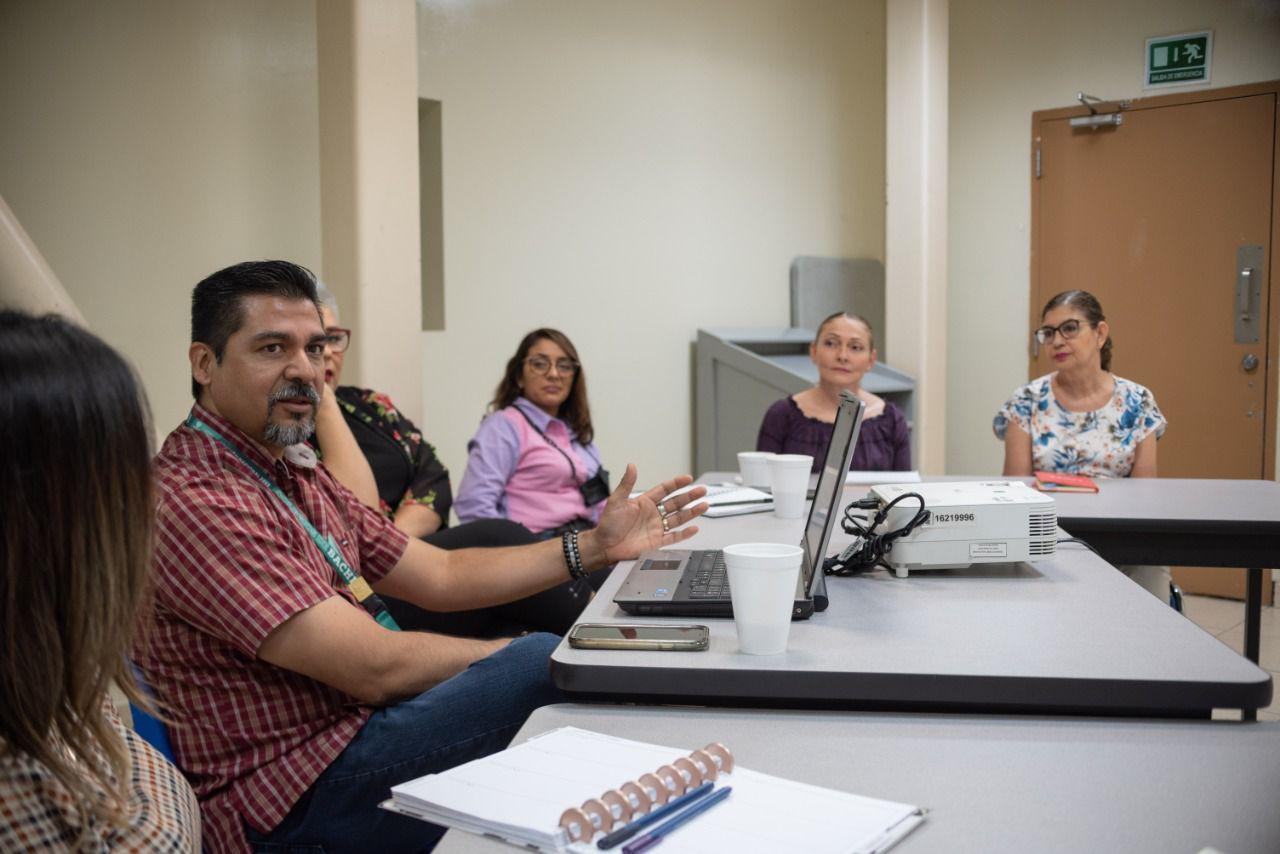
left=558, top=742, right=735, bottom=843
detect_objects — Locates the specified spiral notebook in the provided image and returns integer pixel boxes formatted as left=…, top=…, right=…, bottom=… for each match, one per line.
left=383, top=727, right=925, bottom=853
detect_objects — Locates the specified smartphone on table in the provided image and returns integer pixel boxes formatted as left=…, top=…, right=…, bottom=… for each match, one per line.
left=567, top=623, right=709, bottom=651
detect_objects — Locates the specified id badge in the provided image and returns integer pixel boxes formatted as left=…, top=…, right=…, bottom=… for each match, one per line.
left=580, top=467, right=610, bottom=505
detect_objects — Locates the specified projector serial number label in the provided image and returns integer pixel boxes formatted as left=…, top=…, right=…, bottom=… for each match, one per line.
left=927, top=512, right=976, bottom=526
left=969, top=542, right=1008, bottom=558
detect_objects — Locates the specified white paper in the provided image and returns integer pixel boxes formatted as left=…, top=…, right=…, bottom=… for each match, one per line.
left=389, top=727, right=924, bottom=854
left=845, top=470, right=921, bottom=485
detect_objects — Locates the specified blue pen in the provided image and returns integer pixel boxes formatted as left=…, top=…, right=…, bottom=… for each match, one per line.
left=621, top=786, right=732, bottom=854
left=596, top=782, right=713, bottom=850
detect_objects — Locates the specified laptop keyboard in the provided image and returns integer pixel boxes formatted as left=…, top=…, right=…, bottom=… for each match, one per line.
left=687, top=551, right=730, bottom=599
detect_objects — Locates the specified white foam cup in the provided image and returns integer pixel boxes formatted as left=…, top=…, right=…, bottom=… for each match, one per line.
left=723, top=543, right=804, bottom=655
left=767, top=454, right=813, bottom=519
left=737, top=451, right=773, bottom=489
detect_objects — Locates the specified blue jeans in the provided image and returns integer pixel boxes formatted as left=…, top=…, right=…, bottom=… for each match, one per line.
left=246, top=632, right=565, bottom=853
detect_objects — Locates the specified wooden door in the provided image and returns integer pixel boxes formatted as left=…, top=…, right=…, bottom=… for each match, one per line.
left=1032, top=82, right=1279, bottom=601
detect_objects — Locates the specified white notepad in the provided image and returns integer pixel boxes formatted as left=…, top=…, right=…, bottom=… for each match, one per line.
left=663, top=483, right=773, bottom=518
left=385, top=726, right=924, bottom=853
left=845, top=470, right=922, bottom=485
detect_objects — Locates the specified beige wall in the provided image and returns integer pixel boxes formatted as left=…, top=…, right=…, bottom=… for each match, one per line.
left=417, top=0, right=887, bottom=487
left=0, top=0, right=321, bottom=438
left=947, top=0, right=1280, bottom=474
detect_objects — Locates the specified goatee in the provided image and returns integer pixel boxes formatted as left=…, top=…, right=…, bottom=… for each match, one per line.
left=264, top=382, right=319, bottom=447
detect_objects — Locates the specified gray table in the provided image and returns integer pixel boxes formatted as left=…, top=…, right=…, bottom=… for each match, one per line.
left=1043, top=478, right=1280, bottom=667
left=550, top=504, right=1272, bottom=716
left=714, top=473, right=1280, bottom=667
left=436, top=704, right=1280, bottom=854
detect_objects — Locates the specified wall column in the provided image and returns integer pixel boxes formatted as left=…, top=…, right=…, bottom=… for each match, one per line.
left=886, top=0, right=948, bottom=472
left=317, top=0, right=422, bottom=419
left=0, top=193, right=83, bottom=323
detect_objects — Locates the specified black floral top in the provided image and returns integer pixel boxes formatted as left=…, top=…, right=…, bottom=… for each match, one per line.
left=312, top=386, right=452, bottom=524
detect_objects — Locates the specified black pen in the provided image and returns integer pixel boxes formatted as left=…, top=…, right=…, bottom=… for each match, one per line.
left=621, top=786, right=732, bottom=854
left=596, top=782, right=713, bottom=850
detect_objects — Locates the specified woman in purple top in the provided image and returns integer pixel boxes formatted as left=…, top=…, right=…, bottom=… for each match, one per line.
left=757, top=312, right=911, bottom=472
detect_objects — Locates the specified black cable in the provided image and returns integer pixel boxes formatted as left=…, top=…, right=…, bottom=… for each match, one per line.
left=824, top=492, right=931, bottom=576
left=1055, top=537, right=1099, bottom=557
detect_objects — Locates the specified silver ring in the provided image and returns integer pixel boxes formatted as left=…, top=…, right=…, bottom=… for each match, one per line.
left=656, top=501, right=667, bottom=516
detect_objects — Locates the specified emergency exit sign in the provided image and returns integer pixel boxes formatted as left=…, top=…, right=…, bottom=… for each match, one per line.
left=1145, top=31, right=1211, bottom=88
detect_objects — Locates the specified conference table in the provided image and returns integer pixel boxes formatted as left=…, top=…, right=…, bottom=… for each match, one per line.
left=548, top=482, right=1273, bottom=717
left=433, top=478, right=1279, bottom=852
left=718, top=473, right=1280, bottom=665
left=435, top=704, right=1280, bottom=854
left=1042, top=477, right=1280, bottom=665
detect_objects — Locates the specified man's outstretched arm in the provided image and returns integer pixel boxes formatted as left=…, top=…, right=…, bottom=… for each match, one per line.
left=373, top=464, right=707, bottom=612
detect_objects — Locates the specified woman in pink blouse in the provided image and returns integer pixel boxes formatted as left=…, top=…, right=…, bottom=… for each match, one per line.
left=457, top=328, right=609, bottom=537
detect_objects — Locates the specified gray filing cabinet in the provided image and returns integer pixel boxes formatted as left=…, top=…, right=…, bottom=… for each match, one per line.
left=694, top=327, right=915, bottom=474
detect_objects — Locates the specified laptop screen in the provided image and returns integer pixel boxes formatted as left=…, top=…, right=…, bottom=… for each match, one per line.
left=800, top=393, right=865, bottom=592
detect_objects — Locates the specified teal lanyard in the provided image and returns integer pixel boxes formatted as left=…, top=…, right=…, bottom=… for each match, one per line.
left=186, top=413, right=400, bottom=631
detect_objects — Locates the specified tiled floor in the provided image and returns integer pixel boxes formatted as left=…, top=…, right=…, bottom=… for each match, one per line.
left=1182, top=594, right=1280, bottom=721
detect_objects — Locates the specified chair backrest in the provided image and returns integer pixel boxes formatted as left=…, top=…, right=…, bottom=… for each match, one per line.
left=789, top=256, right=887, bottom=357
left=128, top=663, right=175, bottom=762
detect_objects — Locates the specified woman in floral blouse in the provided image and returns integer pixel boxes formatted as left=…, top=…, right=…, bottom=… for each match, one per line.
left=993, top=289, right=1170, bottom=599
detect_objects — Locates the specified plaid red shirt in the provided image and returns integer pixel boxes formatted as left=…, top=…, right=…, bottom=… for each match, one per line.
left=135, top=406, right=409, bottom=853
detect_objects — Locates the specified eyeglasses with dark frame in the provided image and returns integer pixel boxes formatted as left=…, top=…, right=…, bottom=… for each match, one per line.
left=324, top=328, right=352, bottom=353
left=524, top=355, right=579, bottom=376
left=1033, top=318, right=1091, bottom=345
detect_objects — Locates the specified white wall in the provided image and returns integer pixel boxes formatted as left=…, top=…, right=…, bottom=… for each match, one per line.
left=0, top=0, right=321, bottom=438
left=886, top=0, right=948, bottom=472
left=417, top=0, right=886, bottom=488
left=947, top=0, right=1280, bottom=474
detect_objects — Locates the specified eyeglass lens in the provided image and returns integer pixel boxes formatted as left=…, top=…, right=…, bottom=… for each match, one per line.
left=326, top=330, right=351, bottom=352
left=528, top=356, right=577, bottom=375
left=1034, top=319, right=1082, bottom=344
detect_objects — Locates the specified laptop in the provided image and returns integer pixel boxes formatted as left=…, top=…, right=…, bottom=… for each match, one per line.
left=613, top=391, right=865, bottom=620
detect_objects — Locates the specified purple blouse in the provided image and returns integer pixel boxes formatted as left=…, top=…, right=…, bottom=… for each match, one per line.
left=757, top=396, right=911, bottom=473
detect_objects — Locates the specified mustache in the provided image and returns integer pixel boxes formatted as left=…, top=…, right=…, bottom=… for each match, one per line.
left=267, top=382, right=320, bottom=409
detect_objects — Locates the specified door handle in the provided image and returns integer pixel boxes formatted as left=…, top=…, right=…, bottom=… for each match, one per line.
left=1235, top=245, right=1263, bottom=344
left=1236, top=268, right=1253, bottom=318
left=1242, top=354, right=1259, bottom=373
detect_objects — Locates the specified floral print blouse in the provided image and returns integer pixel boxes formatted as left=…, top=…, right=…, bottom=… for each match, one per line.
left=992, top=374, right=1167, bottom=478
left=311, top=386, right=452, bottom=523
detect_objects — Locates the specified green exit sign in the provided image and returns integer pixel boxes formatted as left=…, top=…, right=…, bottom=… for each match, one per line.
left=1145, top=31, right=1212, bottom=88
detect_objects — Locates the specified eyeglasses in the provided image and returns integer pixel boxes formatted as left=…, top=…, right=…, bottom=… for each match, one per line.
left=524, top=356, right=579, bottom=376
left=325, top=328, right=352, bottom=353
left=1033, top=318, right=1090, bottom=345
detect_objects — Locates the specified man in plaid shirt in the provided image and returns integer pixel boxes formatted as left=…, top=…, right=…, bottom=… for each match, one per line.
left=135, top=261, right=706, bottom=852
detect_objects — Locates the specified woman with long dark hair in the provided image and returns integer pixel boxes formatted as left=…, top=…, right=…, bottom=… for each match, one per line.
left=0, top=310, right=198, bottom=849
left=308, top=290, right=584, bottom=635
left=455, top=328, right=609, bottom=537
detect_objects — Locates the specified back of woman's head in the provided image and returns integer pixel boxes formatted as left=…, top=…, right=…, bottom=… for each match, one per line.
left=1041, top=289, right=1113, bottom=371
left=0, top=310, right=154, bottom=830
left=490, top=328, right=594, bottom=444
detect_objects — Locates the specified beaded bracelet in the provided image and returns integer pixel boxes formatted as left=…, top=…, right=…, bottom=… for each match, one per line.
left=561, top=530, right=589, bottom=581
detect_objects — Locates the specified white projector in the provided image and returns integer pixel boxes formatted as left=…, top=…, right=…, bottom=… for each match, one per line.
left=869, top=481, right=1057, bottom=577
